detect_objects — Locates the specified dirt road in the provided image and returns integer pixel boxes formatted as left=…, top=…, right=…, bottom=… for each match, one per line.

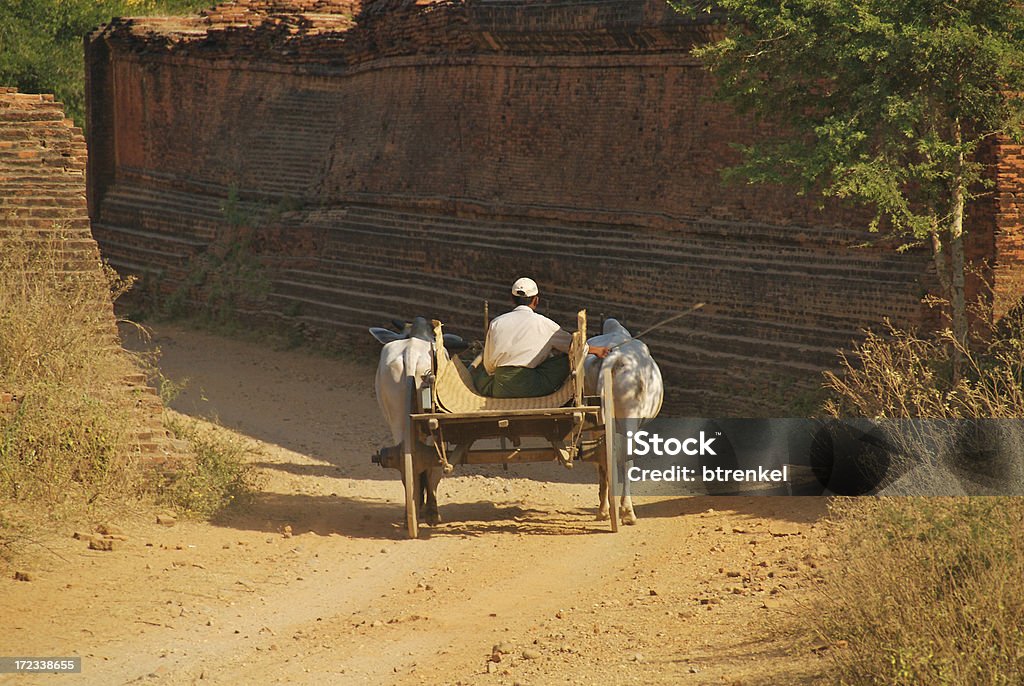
left=2, top=324, right=832, bottom=685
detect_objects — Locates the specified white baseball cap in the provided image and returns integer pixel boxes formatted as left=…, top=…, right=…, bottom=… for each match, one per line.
left=511, top=277, right=539, bottom=298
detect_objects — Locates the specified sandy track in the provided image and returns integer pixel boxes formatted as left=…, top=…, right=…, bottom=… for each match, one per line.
left=1, top=324, right=831, bottom=685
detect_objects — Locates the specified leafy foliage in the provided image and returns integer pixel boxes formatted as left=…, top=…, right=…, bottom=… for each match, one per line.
left=691, top=0, right=1024, bottom=240
left=0, top=0, right=212, bottom=127
left=687, top=0, right=1024, bottom=348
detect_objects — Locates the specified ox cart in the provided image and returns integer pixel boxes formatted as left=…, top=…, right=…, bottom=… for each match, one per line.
left=379, top=311, right=620, bottom=538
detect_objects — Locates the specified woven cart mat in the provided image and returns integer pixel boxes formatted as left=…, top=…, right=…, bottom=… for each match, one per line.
left=433, top=355, right=575, bottom=413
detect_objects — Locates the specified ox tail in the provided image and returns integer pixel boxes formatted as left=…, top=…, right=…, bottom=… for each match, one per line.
left=418, top=470, right=428, bottom=508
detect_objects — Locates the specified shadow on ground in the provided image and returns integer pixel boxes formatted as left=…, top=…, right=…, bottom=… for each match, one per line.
left=248, top=456, right=613, bottom=486
left=213, top=492, right=617, bottom=541
left=635, top=495, right=829, bottom=525
left=213, top=490, right=828, bottom=542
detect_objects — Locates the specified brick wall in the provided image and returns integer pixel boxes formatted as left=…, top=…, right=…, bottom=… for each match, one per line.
left=991, top=139, right=1024, bottom=318
left=84, top=0, right=1022, bottom=414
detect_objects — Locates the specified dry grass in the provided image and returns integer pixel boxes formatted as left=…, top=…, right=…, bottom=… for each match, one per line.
left=157, top=411, right=257, bottom=517
left=815, top=498, right=1024, bottom=685
left=814, top=309, right=1024, bottom=684
left=822, top=308, right=1024, bottom=495
left=0, top=232, right=141, bottom=505
left=823, top=316, right=1024, bottom=420
left=0, top=232, right=255, bottom=530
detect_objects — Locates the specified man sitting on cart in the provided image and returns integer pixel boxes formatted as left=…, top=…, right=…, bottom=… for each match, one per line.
left=472, top=277, right=610, bottom=398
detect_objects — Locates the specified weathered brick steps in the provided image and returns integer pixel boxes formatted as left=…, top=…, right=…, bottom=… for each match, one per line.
left=92, top=184, right=928, bottom=414
left=98, top=182, right=227, bottom=242
left=271, top=260, right=856, bottom=360
left=273, top=271, right=840, bottom=379
left=92, top=180, right=275, bottom=290
left=317, top=205, right=926, bottom=335
left=337, top=211, right=924, bottom=290
left=261, top=202, right=891, bottom=416
left=272, top=267, right=489, bottom=324
left=334, top=205, right=926, bottom=287
left=92, top=222, right=206, bottom=275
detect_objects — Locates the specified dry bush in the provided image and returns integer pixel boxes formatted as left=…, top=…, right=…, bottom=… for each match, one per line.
left=157, top=411, right=256, bottom=517
left=1, top=233, right=257, bottom=522
left=1, top=238, right=129, bottom=388
left=0, top=233, right=144, bottom=504
left=822, top=308, right=1024, bottom=495
left=823, top=315, right=1024, bottom=420
left=817, top=498, right=1024, bottom=685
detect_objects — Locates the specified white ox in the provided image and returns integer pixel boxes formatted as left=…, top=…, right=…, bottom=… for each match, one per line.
left=370, top=317, right=451, bottom=526
left=584, top=318, right=664, bottom=525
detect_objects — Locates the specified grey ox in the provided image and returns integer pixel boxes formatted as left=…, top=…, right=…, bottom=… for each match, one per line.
left=370, top=317, right=465, bottom=526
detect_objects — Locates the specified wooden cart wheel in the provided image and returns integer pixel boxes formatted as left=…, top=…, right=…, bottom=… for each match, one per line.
left=403, top=382, right=419, bottom=539
left=602, top=366, right=619, bottom=533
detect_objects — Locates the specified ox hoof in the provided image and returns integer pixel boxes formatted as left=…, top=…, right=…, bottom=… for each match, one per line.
left=620, top=508, right=638, bottom=526
left=595, top=508, right=610, bottom=521
left=425, top=511, right=442, bottom=526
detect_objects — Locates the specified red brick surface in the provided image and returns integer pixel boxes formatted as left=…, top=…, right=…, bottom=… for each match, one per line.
left=83, top=1, right=1022, bottom=414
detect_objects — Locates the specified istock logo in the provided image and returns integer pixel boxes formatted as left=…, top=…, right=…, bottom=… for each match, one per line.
left=626, top=430, right=717, bottom=457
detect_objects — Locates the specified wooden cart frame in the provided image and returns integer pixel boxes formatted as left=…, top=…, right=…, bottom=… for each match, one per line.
left=396, top=310, right=619, bottom=538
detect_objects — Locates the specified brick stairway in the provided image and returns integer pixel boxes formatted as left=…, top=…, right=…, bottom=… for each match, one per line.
left=93, top=183, right=933, bottom=413
left=284, top=203, right=929, bottom=412
left=0, top=87, right=184, bottom=465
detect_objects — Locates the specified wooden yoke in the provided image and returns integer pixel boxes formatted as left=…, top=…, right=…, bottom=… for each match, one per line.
left=572, top=309, right=587, bottom=408
left=431, top=319, right=445, bottom=410
left=432, top=319, right=445, bottom=365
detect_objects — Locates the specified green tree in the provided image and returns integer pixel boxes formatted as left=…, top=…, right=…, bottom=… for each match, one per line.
left=0, top=0, right=211, bottom=128
left=688, top=0, right=1024, bottom=360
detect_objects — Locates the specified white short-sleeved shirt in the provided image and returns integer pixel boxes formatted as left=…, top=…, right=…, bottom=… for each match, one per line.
left=483, top=305, right=574, bottom=374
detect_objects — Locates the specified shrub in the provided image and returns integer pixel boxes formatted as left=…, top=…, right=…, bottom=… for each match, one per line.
left=816, top=306, right=1024, bottom=684
left=156, top=412, right=256, bottom=517
left=0, top=233, right=255, bottom=522
left=823, top=312, right=1024, bottom=420
left=0, top=233, right=140, bottom=504
left=820, top=309, right=1024, bottom=496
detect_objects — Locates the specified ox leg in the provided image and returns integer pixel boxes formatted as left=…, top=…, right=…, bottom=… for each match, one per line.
left=619, top=465, right=637, bottom=525
left=421, top=468, right=442, bottom=526
left=619, top=418, right=638, bottom=526
left=600, top=366, right=620, bottom=532
left=596, top=463, right=610, bottom=520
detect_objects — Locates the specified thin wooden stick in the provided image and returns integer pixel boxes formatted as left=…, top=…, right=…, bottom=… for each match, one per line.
left=634, top=302, right=705, bottom=339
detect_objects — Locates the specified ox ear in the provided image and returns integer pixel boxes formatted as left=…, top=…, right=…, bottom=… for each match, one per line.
left=370, top=327, right=405, bottom=345
left=442, top=333, right=469, bottom=354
